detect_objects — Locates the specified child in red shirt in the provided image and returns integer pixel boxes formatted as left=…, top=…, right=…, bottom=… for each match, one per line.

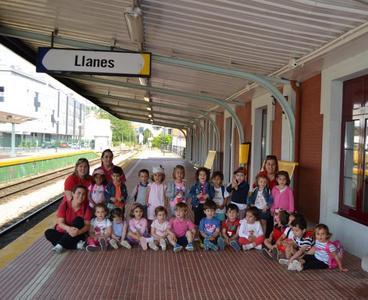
left=217, top=204, right=241, bottom=251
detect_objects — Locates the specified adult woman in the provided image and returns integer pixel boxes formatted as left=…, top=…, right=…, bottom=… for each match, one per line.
left=45, top=185, right=91, bottom=253
left=96, top=149, right=126, bottom=183
left=254, top=155, right=279, bottom=190
left=64, top=158, right=92, bottom=201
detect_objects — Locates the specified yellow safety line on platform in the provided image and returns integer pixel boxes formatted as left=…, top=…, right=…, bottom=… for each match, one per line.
left=0, top=212, right=56, bottom=270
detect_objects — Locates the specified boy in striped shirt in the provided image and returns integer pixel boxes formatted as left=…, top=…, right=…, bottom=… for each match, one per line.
left=279, top=214, right=314, bottom=271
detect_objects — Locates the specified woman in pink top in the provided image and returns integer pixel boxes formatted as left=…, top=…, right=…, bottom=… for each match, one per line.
left=271, top=171, right=294, bottom=213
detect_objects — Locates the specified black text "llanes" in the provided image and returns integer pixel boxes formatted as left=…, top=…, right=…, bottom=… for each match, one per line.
left=74, top=55, right=115, bottom=68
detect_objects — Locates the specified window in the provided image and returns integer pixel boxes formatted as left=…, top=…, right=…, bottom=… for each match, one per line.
left=340, top=74, right=368, bottom=225
left=0, top=86, right=4, bottom=102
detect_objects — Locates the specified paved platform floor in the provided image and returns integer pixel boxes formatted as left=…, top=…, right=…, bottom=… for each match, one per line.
left=0, top=152, right=367, bottom=299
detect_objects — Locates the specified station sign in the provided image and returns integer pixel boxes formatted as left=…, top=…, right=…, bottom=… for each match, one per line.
left=36, top=48, right=151, bottom=77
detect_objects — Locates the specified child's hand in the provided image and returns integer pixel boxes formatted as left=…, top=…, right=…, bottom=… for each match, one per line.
left=110, top=197, right=116, bottom=202
left=340, top=267, right=348, bottom=272
left=231, top=177, right=238, bottom=188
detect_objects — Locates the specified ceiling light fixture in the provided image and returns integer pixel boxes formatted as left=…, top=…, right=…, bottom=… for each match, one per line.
left=146, top=107, right=151, bottom=111
left=144, top=96, right=150, bottom=102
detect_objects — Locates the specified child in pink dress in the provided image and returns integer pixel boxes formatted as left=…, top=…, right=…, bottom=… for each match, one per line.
left=146, top=166, right=167, bottom=222
left=271, top=171, right=294, bottom=213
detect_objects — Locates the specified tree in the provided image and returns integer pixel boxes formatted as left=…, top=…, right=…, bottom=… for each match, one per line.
left=143, top=128, right=152, bottom=144
left=152, top=133, right=172, bottom=148
left=97, top=109, right=136, bottom=146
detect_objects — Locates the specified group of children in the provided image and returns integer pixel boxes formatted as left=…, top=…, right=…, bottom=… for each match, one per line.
left=84, top=163, right=347, bottom=273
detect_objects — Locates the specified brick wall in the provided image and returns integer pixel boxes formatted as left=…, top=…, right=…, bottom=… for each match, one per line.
left=296, top=74, right=323, bottom=223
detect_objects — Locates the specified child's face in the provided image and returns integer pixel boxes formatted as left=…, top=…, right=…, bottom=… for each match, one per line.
left=153, top=172, right=164, bottom=183
left=204, top=208, right=215, bottom=218
left=139, top=172, right=149, bottom=184
left=292, top=225, right=304, bottom=238
left=226, top=209, right=238, bottom=221
left=94, top=174, right=103, bottom=185
left=274, top=211, right=280, bottom=224
left=175, top=208, right=186, bottom=219
left=156, top=211, right=166, bottom=222
left=113, top=215, right=122, bottom=224
left=133, top=208, right=143, bottom=219
left=212, top=176, right=222, bottom=187
left=245, top=212, right=256, bottom=224
left=175, top=169, right=184, bottom=181
left=198, top=171, right=207, bottom=183
left=315, top=228, right=328, bottom=243
left=112, top=173, right=121, bottom=183
left=235, top=172, right=245, bottom=184
left=95, top=207, right=106, bottom=219
left=277, top=175, right=287, bottom=187
left=258, top=177, right=267, bottom=189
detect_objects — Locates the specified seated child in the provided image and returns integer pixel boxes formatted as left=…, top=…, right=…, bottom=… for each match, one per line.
left=86, top=203, right=112, bottom=252
left=130, top=169, right=150, bottom=218
left=248, top=174, right=273, bottom=234
left=289, top=224, right=347, bottom=272
left=109, top=207, right=131, bottom=249
left=169, top=202, right=196, bottom=252
left=150, top=206, right=176, bottom=251
left=279, top=214, right=314, bottom=270
left=237, top=206, right=265, bottom=251
left=88, top=169, right=107, bottom=209
left=263, top=209, right=289, bottom=259
left=199, top=200, right=221, bottom=251
left=127, top=203, right=155, bottom=251
left=210, top=171, right=228, bottom=221
left=226, top=167, right=249, bottom=220
left=217, top=204, right=241, bottom=251
left=105, top=166, right=128, bottom=210
left=275, top=212, right=296, bottom=256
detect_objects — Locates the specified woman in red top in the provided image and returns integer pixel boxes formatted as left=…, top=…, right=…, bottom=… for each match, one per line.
left=64, top=158, right=92, bottom=201
left=45, top=185, right=92, bottom=253
left=254, top=155, right=279, bottom=190
left=96, top=149, right=126, bottom=183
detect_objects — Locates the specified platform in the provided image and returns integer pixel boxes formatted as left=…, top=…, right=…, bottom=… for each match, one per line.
left=0, top=152, right=367, bottom=299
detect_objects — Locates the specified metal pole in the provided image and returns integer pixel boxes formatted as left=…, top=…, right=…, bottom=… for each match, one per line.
left=11, top=122, right=16, bottom=158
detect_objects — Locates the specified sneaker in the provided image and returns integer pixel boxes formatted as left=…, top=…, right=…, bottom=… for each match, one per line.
left=99, top=239, right=108, bottom=251
left=76, top=240, right=85, bottom=250
left=262, top=248, right=273, bottom=259
left=230, top=240, right=241, bottom=251
left=52, top=244, right=64, bottom=254
left=243, top=243, right=255, bottom=251
left=86, top=245, right=100, bottom=252
left=185, top=243, right=194, bottom=251
left=140, top=237, right=148, bottom=251
left=109, top=239, right=119, bottom=250
left=208, top=241, right=219, bottom=251
left=120, top=240, right=132, bottom=249
left=255, top=244, right=262, bottom=250
left=217, top=237, right=225, bottom=251
left=199, top=241, right=205, bottom=249
left=279, top=258, right=289, bottom=265
left=288, top=260, right=303, bottom=272
left=173, top=244, right=183, bottom=253
left=148, top=241, right=159, bottom=251
left=159, top=239, right=167, bottom=251
left=271, top=248, right=279, bottom=260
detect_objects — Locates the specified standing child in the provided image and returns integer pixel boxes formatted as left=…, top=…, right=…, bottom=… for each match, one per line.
left=210, top=171, right=228, bottom=221
left=88, top=169, right=107, bottom=209
left=271, top=171, right=294, bottom=213
left=263, top=209, right=289, bottom=259
left=290, top=224, right=347, bottom=272
left=237, top=206, right=265, bottom=251
left=86, top=203, right=112, bottom=252
left=169, top=203, right=196, bottom=252
left=226, top=167, right=250, bottom=220
left=150, top=206, right=176, bottom=251
left=166, top=165, right=188, bottom=217
left=199, top=200, right=221, bottom=251
left=248, top=174, right=273, bottom=234
left=190, top=167, right=214, bottom=226
left=217, top=204, right=241, bottom=251
left=109, top=207, right=131, bottom=250
left=146, top=166, right=167, bottom=223
left=130, top=169, right=150, bottom=217
left=105, top=166, right=128, bottom=211
left=127, top=203, right=156, bottom=251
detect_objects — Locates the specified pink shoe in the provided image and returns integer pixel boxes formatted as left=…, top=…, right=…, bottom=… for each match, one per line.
left=140, top=237, right=148, bottom=250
